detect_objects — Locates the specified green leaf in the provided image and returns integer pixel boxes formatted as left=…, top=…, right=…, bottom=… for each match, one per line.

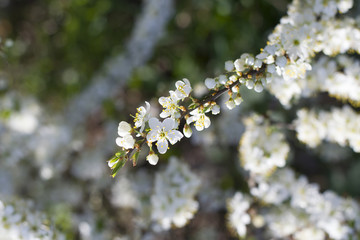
left=131, top=150, right=140, bottom=166
left=111, top=157, right=126, bottom=178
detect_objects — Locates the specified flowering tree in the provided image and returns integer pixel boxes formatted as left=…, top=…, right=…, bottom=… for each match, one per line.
left=1, top=0, right=360, bottom=239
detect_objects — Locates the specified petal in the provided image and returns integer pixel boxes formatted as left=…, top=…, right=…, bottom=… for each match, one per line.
left=169, top=90, right=179, bottom=101
left=195, top=122, right=204, bottom=131
left=115, top=137, right=124, bottom=147
left=157, top=139, right=168, bottom=154
left=159, top=97, right=168, bottom=106
left=167, top=130, right=183, bottom=144
left=186, top=116, right=196, bottom=124
left=175, top=80, right=183, bottom=88
left=160, top=111, right=169, bottom=118
left=183, top=78, right=190, bottom=86
left=163, top=118, right=175, bottom=131
left=146, top=130, right=158, bottom=142
left=204, top=116, right=211, bottom=128
left=148, top=118, right=161, bottom=130
left=123, top=135, right=135, bottom=149
left=145, top=101, right=151, bottom=111
left=118, top=121, right=132, bottom=136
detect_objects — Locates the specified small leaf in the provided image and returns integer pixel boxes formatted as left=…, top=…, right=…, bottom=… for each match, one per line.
left=131, top=150, right=140, bottom=166
left=111, top=157, right=127, bottom=178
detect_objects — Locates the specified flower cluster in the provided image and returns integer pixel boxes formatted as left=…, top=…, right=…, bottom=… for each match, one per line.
left=255, top=168, right=360, bottom=240
left=268, top=54, right=360, bottom=107
left=109, top=78, right=193, bottom=172
left=294, top=106, right=360, bottom=152
left=227, top=165, right=360, bottom=240
left=0, top=197, right=65, bottom=240
left=151, top=157, right=201, bottom=231
left=239, top=115, right=290, bottom=177
left=226, top=192, right=251, bottom=238
left=110, top=0, right=360, bottom=175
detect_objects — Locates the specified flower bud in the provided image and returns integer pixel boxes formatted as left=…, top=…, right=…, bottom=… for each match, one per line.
left=183, top=124, right=192, bottom=138
left=234, top=94, right=243, bottom=105
left=219, top=75, right=227, bottom=84
left=246, top=80, right=254, bottom=89
left=205, top=78, right=216, bottom=89
left=254, top=59, right=263, bottom=69
left=211, top=104, right=220, bottom=115
left=254, top=82, right=264, bottom=93
left=225, top=98, right=236, bottom=110
left=147, top=151, right=159, bottom=165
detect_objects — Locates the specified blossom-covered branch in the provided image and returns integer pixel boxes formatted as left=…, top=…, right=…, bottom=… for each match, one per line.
left=109, top=0, right=360, bottom=177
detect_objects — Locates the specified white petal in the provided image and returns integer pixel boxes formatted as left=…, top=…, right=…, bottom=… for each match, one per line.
left=276, top=56, right=287, bottom=68
left=123, top=135, right=135, bottom=149
left=169, top=90, right=179, bottom=101
left=118, top=121, right=132, bottom=136
left=195, top=122, right=204, bottom=131
left=167, top=130, right=183, bottom=144
left=163, top=118, right=175, bottom=131
left=157, top=139, right=168, bottom=154
left=145, top=101, right=150, bottom=111
left=183, top=78, right=190, bottom=86
left=160, top=111, right=170, bottom=118
left=115, top=137, right=124, bottom=147
left=184, top=85, right=191, bottom=95
left=186, top=116, right=196, bottom=124
left=175, top=80, right=183, bottom=89
left=212, top=105, right=220, bottom=115
left=159, top=97, right=168, bottom=106
left=149, top=118, right=161, bottom=130
left=147, top=130, right=158, bottom=142
left=204, top=116, right=211, bottom=128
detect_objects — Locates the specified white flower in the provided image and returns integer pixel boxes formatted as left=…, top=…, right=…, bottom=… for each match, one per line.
left=186, top=108, right=211, bottom=131
left=175, top=78, right=192, bottom=99
left=134, top=101, right=151, bottom=133
left=116, top=121, right=135, bottom=149
left=159, top=91, right=181, bottom=119
left=146, top=151, right=159, bottom=165
left=147, top=118, right=183, bottom=154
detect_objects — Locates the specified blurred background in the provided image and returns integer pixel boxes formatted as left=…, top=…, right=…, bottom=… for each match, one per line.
left=1, top=0, right=359, bottom=239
